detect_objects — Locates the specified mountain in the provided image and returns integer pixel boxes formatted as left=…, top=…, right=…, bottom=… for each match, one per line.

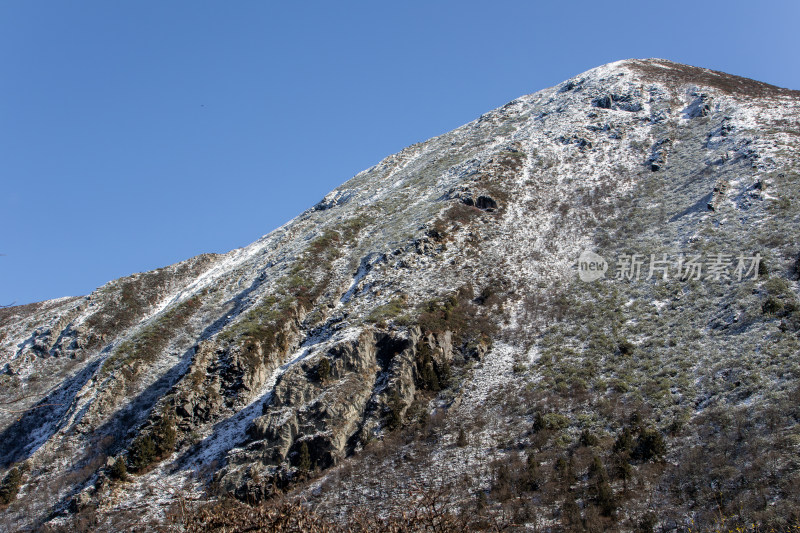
left=1, top=59, right=799, bottom=532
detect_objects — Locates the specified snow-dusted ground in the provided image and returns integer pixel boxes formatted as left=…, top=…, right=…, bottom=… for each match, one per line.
left=2, top=58, right=798, bottom=530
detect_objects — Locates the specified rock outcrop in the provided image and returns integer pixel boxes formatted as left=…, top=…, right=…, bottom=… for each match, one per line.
left=1, top=59, right=799, bottom=531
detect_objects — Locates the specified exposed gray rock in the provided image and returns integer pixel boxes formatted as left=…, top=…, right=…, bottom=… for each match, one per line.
left=1, top=58, right=798, bottom=531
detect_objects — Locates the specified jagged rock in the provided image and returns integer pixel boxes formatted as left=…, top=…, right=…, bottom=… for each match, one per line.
left=560, top=79, right=583, bottom=92
left=612, top=92, right=643, bottom=112
left=312, top=189, right=355, bottom=211
left=592, top=95, right=613, bottom=109
left=1, top=59, right=799, bottom=531
left=648, top=138, right=672, bottom=171
left=558, top=134, right=593, bottom=150
left=685, top=92, right=712, bottom=118
left=592, top=92, right=643, bottom=112
left=68, top=491, right=92, bottom=513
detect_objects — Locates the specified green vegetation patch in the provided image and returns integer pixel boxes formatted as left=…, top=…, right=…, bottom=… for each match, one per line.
left=84, top=256, right=216, bottom=348
left=0, top=465, right=24, bottom=505
left=126, top=414, right=177, bottom=474
left=365, top=296, right=408, bottom=325
left=102, top=295, right=203, bottom=376
left=416, top=285, right=498, bottom=346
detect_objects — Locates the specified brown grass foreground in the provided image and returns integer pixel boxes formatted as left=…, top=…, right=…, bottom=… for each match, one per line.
left=176, top=492, right=503, bottom=533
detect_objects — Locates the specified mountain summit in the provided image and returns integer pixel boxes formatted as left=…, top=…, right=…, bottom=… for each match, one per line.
left=2, top=59, right=799, bottom=531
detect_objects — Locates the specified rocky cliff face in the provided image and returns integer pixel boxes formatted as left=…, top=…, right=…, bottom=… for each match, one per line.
left=1, top=59, right=799, bottom=531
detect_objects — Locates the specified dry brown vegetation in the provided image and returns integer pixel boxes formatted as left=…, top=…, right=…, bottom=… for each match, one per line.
left=630, top=59, right=800, bottom=98
left=173, top=493, right=500, bottom=533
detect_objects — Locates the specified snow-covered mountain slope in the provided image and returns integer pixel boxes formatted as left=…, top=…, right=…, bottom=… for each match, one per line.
left=1, top=59, right=799, bottom=532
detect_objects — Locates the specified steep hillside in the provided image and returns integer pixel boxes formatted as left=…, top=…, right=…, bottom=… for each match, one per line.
left=1, top=59, right=799, bottom=532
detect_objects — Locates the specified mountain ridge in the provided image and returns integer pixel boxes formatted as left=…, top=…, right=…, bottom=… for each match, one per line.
left=2, top=58, right=799, bottom=531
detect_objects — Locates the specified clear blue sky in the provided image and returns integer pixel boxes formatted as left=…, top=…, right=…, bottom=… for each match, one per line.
left=1, top=1, right=798, bottom=305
